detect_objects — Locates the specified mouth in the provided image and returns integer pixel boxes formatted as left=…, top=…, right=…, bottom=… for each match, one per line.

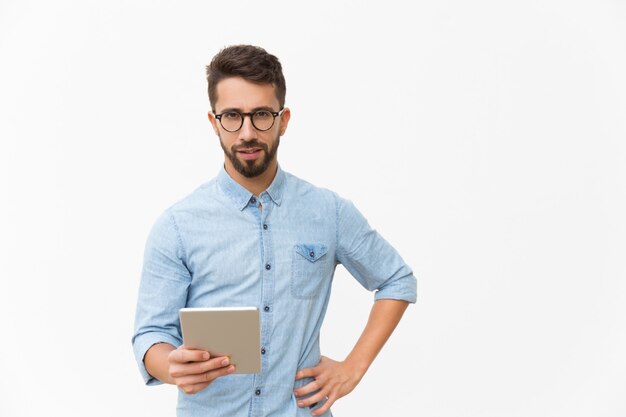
left=236, top=147, right=263, bottom=160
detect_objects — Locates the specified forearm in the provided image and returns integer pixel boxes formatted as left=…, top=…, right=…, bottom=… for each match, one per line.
left=345, top=299, right=409, bottom=377
left=144, top=342, right=177, bottom=384
left=294, top=298, right=410, bottom=414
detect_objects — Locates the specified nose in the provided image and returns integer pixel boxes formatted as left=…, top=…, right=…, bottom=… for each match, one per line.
left=238, top=114, right=258, bottom=141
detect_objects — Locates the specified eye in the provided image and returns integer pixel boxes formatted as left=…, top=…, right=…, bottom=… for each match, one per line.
left=223, top=112, right=240, bottom=119
left=254, top=110, right=272, bottom=119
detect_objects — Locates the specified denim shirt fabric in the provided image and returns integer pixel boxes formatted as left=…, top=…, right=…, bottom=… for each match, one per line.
left=132, top=166, right=417, bottom=417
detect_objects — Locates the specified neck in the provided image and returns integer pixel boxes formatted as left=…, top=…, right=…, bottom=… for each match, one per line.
left=224, top=159, right=278, bottom=196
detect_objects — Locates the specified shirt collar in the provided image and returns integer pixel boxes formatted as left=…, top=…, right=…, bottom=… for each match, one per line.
left=264, top=166, right=285, bottom=207
left=217, top=165, right=285, bottom=211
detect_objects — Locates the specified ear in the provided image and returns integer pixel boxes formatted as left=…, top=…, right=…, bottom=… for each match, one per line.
left=279, top=107, right=291, bottom=136
left=208, top=111, right=220, bottom=136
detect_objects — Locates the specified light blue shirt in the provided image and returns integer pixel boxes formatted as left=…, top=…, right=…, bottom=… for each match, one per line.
left=132, top=166, right=417, bottom=417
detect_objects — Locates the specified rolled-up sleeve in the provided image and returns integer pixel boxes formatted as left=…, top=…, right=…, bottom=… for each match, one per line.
left=335, top=196, right=417, bottom=303
left=132, top=210, right=191, bottom=385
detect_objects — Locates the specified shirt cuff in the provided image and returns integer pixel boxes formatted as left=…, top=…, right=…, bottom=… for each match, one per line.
left=374, top=273, right=417, bottom=303
left=132, top=332, right=182, bottom=386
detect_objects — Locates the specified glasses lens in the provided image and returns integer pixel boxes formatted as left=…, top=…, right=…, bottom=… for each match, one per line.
left=221, top=112, right=243, bottom=132
left=252, top=111, right=275, bottom=131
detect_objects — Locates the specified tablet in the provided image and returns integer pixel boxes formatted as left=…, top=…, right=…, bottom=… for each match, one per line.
left=179, top=307, right=261, bottom=374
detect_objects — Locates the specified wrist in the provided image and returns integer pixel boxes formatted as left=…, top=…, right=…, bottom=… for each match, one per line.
left=145, top=342, right=177, bottom=385
left=343, top=355, right=369, bottom=381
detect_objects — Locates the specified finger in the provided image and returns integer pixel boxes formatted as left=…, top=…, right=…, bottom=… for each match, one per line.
left=295, top=366, right=318, bottom=380
left=170, top=348, right=210, bottom=364
left=312, top=395, right=336, bottom=416
left=180, top=381, right=211, bottom=395
left=296, top=389, right=327, bottom=408
left=204, top=364, right=236, bottom=382
left=171, top=356, right=230, bottom=378
left=177, top=364, right=235, bottom=387
left=294, top=379, right=321, bottom=397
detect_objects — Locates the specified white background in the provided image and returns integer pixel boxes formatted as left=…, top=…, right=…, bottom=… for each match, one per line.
left=1, top=1, right=625, bottom=416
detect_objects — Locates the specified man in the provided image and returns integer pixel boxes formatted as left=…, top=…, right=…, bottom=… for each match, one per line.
left=132, top=45, right=417, bottom=417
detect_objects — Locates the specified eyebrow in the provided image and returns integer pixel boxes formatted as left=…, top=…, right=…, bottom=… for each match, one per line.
left=217, top=106, right=278, bottom=114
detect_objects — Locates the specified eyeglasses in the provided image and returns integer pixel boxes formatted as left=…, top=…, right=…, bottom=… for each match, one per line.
left=214, top=109, right=284, bottom=132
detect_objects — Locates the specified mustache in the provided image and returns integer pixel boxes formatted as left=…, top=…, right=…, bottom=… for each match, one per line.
left=233, top=141, right=268, bottom=151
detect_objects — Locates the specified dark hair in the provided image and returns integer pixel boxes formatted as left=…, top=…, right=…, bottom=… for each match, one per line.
left=206, top=45, right=286, bottom=111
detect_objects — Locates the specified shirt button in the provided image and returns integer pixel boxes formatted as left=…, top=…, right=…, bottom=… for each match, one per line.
left=263, top=224, right=268, bottom=230
left=261, top=347, right=266, bottom=355
left=265, top=264, right=271, bottom=270
left=264, top=305, right=270, bottom=312
left=309, top=251, right=315, bottom=258
left=250, top=197, right=257, bottom=204
left=255, top=389, right=261, bottom=396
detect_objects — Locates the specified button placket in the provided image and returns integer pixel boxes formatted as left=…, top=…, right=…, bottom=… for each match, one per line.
left=256, top=193, right=273, bottom=413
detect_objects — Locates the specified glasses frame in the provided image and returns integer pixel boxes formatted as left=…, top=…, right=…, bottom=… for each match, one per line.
left=214, top=108, right=285, bottom=132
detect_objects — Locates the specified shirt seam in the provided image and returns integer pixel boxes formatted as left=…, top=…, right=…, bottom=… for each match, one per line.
left=168, top=210, right=188, bottom=262
left=334, top=193, right=340, bottom=261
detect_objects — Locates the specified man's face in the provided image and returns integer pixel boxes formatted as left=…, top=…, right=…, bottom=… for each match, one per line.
left=208, top=77, right=290, bottom=178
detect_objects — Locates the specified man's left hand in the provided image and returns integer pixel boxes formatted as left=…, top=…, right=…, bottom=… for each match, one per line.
left=294, top=356, right=363, bottom=416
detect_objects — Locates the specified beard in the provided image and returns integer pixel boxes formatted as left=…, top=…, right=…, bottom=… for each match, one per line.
left=219, top=134, right=280, bottom=178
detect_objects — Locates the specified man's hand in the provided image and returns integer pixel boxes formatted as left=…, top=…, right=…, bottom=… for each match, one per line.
left=294, top=356, right=364, bottom=416
left=167, top=345, right=235, bottom=394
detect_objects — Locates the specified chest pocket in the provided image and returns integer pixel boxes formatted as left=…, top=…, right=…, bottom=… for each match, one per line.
left=291, top=243, right=329, bottom=299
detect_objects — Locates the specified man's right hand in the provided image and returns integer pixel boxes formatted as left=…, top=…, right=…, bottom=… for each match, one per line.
left=144, top=342, right=236, bottom=393
left=167, top=345, right=236, bottom=394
